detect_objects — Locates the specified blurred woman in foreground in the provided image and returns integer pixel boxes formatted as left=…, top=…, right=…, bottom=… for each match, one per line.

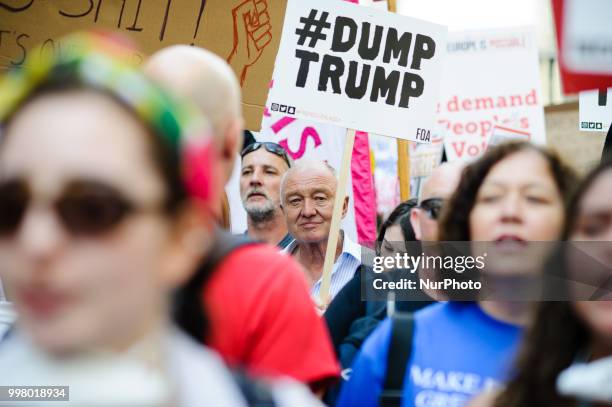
left=0, top=33, right=318, bottom=406
left=473, top=160, right=612, bottom=407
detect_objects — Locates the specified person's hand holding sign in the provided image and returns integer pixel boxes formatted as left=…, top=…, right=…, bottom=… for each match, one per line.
left=227, top=0, right=272, bottom=85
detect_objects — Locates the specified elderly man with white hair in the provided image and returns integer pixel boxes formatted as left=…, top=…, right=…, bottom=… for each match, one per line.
left=281, top=160, right=362, bottom=302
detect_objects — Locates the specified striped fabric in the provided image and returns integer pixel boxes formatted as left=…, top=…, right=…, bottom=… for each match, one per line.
left=285, top=232, right=362, bottom=301
left=0, top=279, right=15, bottom=341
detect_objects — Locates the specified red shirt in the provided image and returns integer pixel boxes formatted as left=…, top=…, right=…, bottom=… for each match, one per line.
left=204, top=244, right=340, bottom=388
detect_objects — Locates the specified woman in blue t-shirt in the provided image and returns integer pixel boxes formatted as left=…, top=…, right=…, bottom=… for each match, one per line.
left=474, top=160, right=612, bottom=407
left=337, top=142, right=577, bottom=407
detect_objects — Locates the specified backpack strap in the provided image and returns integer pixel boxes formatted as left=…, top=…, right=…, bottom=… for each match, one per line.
left=204, top=230, right=254, bottom=270
left=173, top=230, right=256, bottom=342
left=379, top=312, right=415, bottom=407
left=231, top=369, right=276, bottom=407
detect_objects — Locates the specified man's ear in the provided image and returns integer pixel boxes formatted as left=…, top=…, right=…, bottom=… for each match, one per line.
left=221, top=118, right=243, bottom=183
left=341, top=196, right=349, bottom=219
left=410, top=208, right=422, bottom=241
left=161, top=203, right=214, bottom=289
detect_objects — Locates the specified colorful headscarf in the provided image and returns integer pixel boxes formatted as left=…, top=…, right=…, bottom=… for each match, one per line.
left=0, top=31, right=216, bottom=206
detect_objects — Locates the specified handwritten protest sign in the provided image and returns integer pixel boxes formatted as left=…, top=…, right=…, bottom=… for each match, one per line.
left=266, top=0, right=447, bottom=143
left=438, top=28, right=546, bottom=162
left=198, top=0, right=287, bottom=130
left=579, top=88, right=611, bottom=132
left=0, top=0, right=286, bottom=131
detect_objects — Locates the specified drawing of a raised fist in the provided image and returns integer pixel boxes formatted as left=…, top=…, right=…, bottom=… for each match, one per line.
left=227, top=0, right=272, bottom=85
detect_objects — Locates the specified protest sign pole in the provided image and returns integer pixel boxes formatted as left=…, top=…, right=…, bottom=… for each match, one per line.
left=397, top=140, right=411, bottom=200
left=320, top=129, right=356, bottom=305
left=387, top=0, right=412, bottom=201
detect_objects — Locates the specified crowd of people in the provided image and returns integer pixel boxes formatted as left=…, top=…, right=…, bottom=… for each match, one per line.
left=0, top=32, right=610, bottom=407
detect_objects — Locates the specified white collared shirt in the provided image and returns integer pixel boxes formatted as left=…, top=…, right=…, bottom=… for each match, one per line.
left=284, top=232, right=362, bottom=301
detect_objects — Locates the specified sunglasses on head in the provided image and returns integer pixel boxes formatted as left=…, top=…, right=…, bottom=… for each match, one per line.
left=240, top=142, right=292, bottom=168
left=418, top=197, right=444, bottom=220
left=0, top=179, right=155, bottom=237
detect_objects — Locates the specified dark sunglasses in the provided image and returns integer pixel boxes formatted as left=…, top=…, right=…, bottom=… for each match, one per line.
left=418, top=198, right=444, bottom=220
left=240, top=142, right=292, bottom=168
left=0, top=179, right=149, bottom=237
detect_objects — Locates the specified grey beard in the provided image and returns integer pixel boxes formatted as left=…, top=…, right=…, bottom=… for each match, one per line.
left=247, top=206, right=276, bottom=223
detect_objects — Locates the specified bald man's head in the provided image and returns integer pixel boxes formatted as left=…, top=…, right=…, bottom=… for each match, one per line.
left=145, top=45, right=242, bottom=182
left=419, top=161, right=464, bottom=203
left=280, top=159, right=337, bottom=201
left=410, top=162, right=464, bottom=241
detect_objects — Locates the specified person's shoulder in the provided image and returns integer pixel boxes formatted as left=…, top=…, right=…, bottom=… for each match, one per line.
left=210, top=243, right=310, bottom=307
left=414, top=301, right=447, bottom=321
left=466, top=390, right=500, bottom=407
left=171, top=329, right=323, bottom=407
left=277, top=234, right=295, bottom=250
left=0, top=333, right=28, bottom=374
left=215, top=243, right=303, bottom=282
left=269, top=378, right=325, bottom=407
left=168, top=329, right=249, bottom=407
left=360, top=316, right=393, bottom=355
left=224, top=244, right=296, bottom=269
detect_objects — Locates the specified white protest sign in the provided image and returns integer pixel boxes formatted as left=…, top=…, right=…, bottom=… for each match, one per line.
left=266, top=0, right=447, bottom=142
left=409, top=133, right=444, bottom=178
left=370, top=132, right=443, bottom=215
left=439, top=28, right=546, bottom=162
left=579, top=88, right=612, bottom=132
left=563, top=0, right=612, bottom=75
left=370, top=135, right=399, bottom=214
left=488, top=125, right=532, bottom=147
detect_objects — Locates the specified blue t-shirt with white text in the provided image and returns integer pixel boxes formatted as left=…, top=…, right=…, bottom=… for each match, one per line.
left=336, top=302, right=522, bottom=407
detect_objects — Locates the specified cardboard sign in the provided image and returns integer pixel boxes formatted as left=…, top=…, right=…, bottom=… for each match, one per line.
left=266, top=0, right=447, bottom=142
left=197, top=0, right=287, bottom=131
left=439, top=28, right=546, bottom=162
left=579, top=88, right=612, bottom=132
left=0, top=0, right=286, bottom=131
left=551, top=0, right=612, bottom=94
